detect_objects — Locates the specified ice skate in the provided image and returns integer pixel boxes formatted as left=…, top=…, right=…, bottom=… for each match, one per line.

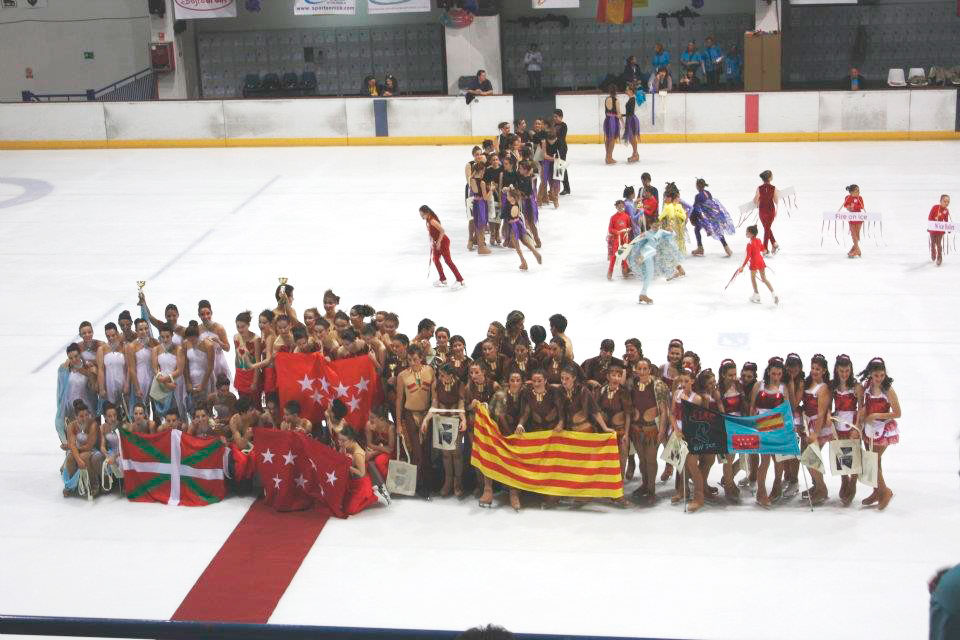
left=691, top=247, right=704, bottom=257
left=861, top=488, right=880, bottom=506
left=877, top=488, right=894, bottom=510
left=433, top=279, right=448, bottom=288
left=750, top=293, right=761, bottom=303
left=724, top=244, right=733, bottom=257
left=638, top=294, right=654, bottom=304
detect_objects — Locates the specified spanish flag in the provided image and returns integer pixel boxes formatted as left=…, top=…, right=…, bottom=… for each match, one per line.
left=470, top=405, right=624, bottom=498
left=596, top=0, right=633, bottom=24
left=755, top=412, right=785, bottom=432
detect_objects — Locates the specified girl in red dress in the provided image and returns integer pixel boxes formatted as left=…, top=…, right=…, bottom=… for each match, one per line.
left=607, top=200, right=632, bottom=280
left=858, top=357, right=900, bottom=510
left=737, top=225, right=779, bottom=304
left=841, top=184, right=865, bottom=258
left=750, top=357, right=791, bottom=507
left=928, top=194, right=950, bottom=266
left=420, top=205, right=465, bottom=289
left=831, top=354, right=862, bottom=505
left=753, top=170, right=779, bottom=253
left=800, top=354, right=831, bottom=505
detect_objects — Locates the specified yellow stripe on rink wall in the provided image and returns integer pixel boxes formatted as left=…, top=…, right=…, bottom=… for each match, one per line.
left=1, top=131, right=958, bottom=150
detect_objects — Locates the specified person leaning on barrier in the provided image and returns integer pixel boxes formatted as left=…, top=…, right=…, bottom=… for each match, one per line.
left=465, top=69, right=494, bottom=104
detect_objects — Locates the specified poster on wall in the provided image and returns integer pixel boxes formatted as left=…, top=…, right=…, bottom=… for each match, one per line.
left=295, top=0, right=357, bottom=15
left=173, top=0, right=237, bottom=20
left=532, top=0, right=580, bottom=8
left=367, top=0, right=430, bottom=14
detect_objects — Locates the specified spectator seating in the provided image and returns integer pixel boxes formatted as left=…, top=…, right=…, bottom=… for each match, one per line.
left=501, top=15, right=754, bottom=91
left=887, top=68, right=907, bottom=86
left=784, top=1, right=960, bottom=86
left=197, top=24, right=444, bottom=98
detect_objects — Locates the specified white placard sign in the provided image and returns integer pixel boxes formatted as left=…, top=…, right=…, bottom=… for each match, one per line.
left=367, top=0, right=430, bottom=14
left=295, top=0, right=356, bottom=15
left=822, top=211, right=882, bottom=222
left=173, top=0, right=237, bottom=20
left=532, top=0, right=581, bottom=8
left=928, top=221, right=956, bottom=233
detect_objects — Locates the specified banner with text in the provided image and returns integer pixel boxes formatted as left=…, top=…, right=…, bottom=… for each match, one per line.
left=368, top=0, right=430, bottom=14
left=173, top=0, right=237, bottom=20
left=295, top=0, right=356, bottom=15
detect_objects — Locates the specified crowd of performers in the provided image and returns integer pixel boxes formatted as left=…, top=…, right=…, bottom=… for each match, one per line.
left=57, top=293, right=901, bottom=513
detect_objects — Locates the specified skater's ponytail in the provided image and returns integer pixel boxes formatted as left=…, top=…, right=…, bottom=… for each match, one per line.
left=419, top=205, right=438, bottom=222
left=623, top=185, right=636, bottom=199
left=695, top=178, right=708, bottom=190
left=845, top=184, right=859, bottom=193
left=759, top=170, right=772, bottom=182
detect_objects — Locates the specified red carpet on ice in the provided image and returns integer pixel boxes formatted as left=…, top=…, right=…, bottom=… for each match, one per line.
left=171, top=500, right=330, bottom=623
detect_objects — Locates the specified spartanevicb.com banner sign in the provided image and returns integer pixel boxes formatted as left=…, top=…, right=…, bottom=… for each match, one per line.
left=173, top=0, right=237, bottom=20
left=367, top=0, right=430, bottom=14
left=295, top=0, right=357, bottom=15
left=532, top=0, right=580, bottom=8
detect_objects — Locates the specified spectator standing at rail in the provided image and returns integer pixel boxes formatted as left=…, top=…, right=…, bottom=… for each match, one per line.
left=725, top=45, right=743, bottom=87
left=623, top=55, right=643, bottom=88
left=523, top=43, right=544, bottom=99
left=680, top=41, right=704, bottom=79
left=652, top=43, right=670, bottom=74
left=702, top=36, right=724, bottom=87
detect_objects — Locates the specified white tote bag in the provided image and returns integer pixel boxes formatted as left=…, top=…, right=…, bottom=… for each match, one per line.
left=829, top=439, right=863, bottom=477
left=552, top=158, right=568, bottom=181
left=432, top=413, right=460, bottom=451
left=386, top=436, right=418, bottom=497
left=800, top=442, right=824, bottom=474
left=659, top=433, right=688, bottom=471
left=859, top=437, right=879, bottom=488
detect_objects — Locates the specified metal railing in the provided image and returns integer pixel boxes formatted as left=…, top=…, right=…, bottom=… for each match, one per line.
left=0, top=615, right=668, bottom=640
left=21, top=67, right=157, bottom=103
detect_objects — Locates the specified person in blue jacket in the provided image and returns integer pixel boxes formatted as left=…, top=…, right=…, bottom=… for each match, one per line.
left=680, top=41, right=704, bottom=79
left=725, top=45, right=743, bottom=87
left=702, top=36, right=725, bottom=86
left=651, top=43, right=670, bottom=74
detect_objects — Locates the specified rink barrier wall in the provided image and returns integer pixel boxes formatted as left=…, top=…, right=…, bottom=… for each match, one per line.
left=1, top=90, right=958, bottom=150
left=0, top=614, right=681, bottom=640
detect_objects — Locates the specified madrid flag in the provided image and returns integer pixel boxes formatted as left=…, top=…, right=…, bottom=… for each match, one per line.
left=119, top=429, right=227, bottom=506
left=253, top=428, right=352, bottom=517
left=327, top=355, right=382, bottom=430
left=275, top=352, right=341, bottom=427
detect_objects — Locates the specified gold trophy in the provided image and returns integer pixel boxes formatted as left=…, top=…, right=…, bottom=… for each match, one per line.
left=137, top=280, right=146, bottom=305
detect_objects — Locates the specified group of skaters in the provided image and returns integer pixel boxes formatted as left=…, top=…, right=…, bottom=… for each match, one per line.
left=456, top=116, right=570, bottom=275
left=57, top=289, right=901, bottom=513
left=605, top=171, right=781, bottom=305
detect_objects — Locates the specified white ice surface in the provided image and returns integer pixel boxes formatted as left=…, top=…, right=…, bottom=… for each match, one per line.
left=1, top=141, right=959, bottom=640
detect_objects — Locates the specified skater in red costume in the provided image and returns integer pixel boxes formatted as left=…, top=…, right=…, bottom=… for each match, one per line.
left=928, top=194, right=950, bottom=266
left=840, top=184, right=865, bottom=258
left=753, top=170, right=780, bottom=254
left=420, top=205, right=465, bottom=290
left=737, top=225, right=779, bottom=305
left=607, top=200, right=633, bottom=280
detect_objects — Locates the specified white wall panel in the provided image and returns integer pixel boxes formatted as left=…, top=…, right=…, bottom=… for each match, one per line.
left=444, top=16, right=502, bottom=96
left=0, top=103, right=106, bottom=141
left=685, top=93, right=744, bottom=133
left=908, top=89, right=957, bottom=131
left=104, top=101, right=225, bottom=140
left=345, top=99, right=376, bottom=139
left=224, top=99, right=348, bottom=139
left=758, top=92, right=819, bottom=133
left=639, top=93, right=686, bottom=134
left=555, top=94, right=602, bottom=137
left=470, top=96, right=514, bottom=137
left=386, top=97, right=469, bottom=137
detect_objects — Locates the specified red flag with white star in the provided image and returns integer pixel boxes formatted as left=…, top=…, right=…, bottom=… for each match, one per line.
left=326, top=355, right=382, bottom=430
left=252, top=428, right=351, bottom=516
left=275, top=352, right=341, bottom=428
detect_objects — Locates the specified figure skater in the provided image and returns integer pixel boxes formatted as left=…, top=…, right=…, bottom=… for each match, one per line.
left=831, top=354, right=862, bottom=506
left=505, top=187, right=542, bottom=271
left=602, top=84, right=622, bottom=165
left=622, top=186, right=641, bottom=237
left=420, top=205, right=465, bottom=289
left=499, top=155, right=520, bottom=247
left=517, top=160, right=542, bottom=248
left=929, top=194, right=950, bottom=266
left=690, top=178, right=734, bottom=257
left=737, top=225, right=779, bottom=304
left=607, top=200, right=632, bottom=280
left=622, top=83, right=644, bottom=163
left=858, top=357, right=900, bottom=510
left=543, top=127, right=562, bottom=208
left=660, top=182, right=689, bottom=255
left=621, top=219, right=685, bottom=302
left=840, top=184, right=865, bottom=258
left=467, top=158, right=491, bottom=255
left=640, top=186, right=659, bottom=230
left=754, top=170, right=779, bottom=254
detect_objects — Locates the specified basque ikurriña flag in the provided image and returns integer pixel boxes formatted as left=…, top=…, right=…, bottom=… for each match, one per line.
left=725, top=402, right=800, bottom=456
left=470, top=405, right=623, bottom=498
left=118, top=429, right=228, bottom=506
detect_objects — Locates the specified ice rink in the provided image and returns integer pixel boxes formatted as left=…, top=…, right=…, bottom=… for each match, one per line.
left=1, top=140, right=959, bottom=640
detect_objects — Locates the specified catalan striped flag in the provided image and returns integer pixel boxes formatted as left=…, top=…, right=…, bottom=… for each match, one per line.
left=596, top=0, right=633, bottom=24
left=470, top=405, right=623, bottom=498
